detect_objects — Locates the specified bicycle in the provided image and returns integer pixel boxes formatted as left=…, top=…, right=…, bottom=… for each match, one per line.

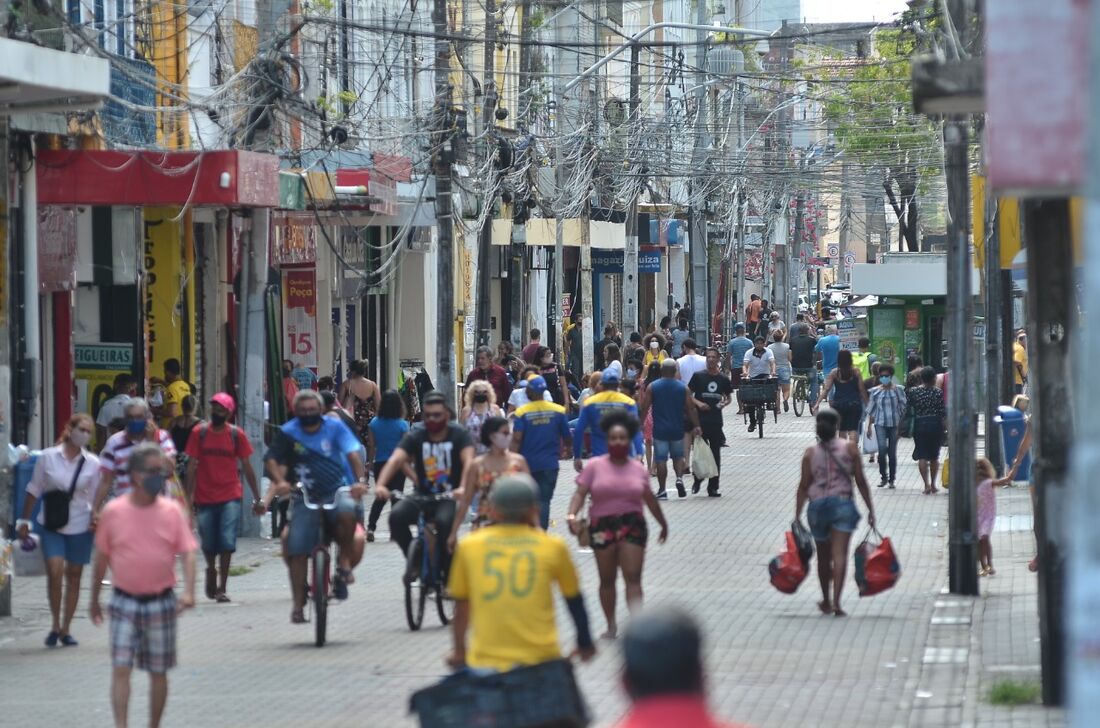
left=297, top=483, right=351, bottom=648
left=739, top=377, right=779, bottom=439
left=790, top=373, right=810, bottom=417
left=398, top=491, right=455, bottom=631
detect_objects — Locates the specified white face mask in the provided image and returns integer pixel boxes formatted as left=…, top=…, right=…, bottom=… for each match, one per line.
left=650, top=342, right=659, bottom=350
left=70, top=429, right=91, bottom=449
left=490, top=432, right=512, bottom=451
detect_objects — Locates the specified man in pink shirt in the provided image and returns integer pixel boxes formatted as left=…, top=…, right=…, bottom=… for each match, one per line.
left=90, top=443, right=196, bottom=728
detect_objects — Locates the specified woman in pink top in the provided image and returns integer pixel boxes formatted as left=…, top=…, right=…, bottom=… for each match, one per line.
left=568, top=410, right=669, bottom=639
left=795, top=406, right=876, bottom=617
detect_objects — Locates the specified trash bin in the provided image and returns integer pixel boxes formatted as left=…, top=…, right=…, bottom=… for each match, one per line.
left=994, top=406, right=1031, bottom=481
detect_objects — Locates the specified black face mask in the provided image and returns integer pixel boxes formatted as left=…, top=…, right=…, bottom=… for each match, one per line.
left=472, top=393, right=489, bottom=404
left=210, top=413, right=227, bottom=426
left=298, top=413, right=323, bottom=428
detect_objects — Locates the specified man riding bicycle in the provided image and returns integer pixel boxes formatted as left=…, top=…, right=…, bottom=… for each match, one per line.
left=374, top=391, right=475, bottom=581
left=263, top=391, right=367, bottom=624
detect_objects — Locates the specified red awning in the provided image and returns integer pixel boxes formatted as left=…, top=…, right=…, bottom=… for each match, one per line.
left=36, top=149, right=280, bottom=207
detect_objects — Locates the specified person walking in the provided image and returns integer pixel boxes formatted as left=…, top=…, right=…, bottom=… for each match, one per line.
left=566, top=312, right=585, bottom=380
left=446, top=475, right=595, bottom=671
left=744, top=294, right=762, bottom=333
left=459, top=380, right=505, bottom=454
left=613, top=609, right=749, bottom=728
left=977, top=458, right=1008, bottom=576
left=96, top=373, right=137, bottom=450
left=17, top=414, right=101, bottom=647
left=450, top=417, right=529, bottom=544
left=511, top=376, right=572, bottom=528
left=669, top=319, right=691, bottom=358
left=864, top=364, right=907, bottom=489
left=814, top=324, right=841, bottom=376
left=640, top=362, right=661, bottom=475
left=465, top=345, right=513, bottom=408
left=366, top=389, right=411, bottom=541
left=595, top=322, right=619, bottom=371
left=639, top=360, right=702, bottom=499
left=908, top=365, right=946, bottom=494
left=741, top=336, right=776, bottom=433
left=183, top=393, right=263, bottom=602
left=568, top=411, right=668, bottom=639
left=94, top=398, right=178, bottom=515
left=688, top=348, right=733, bottom=497
left=723, top=323, right=753, bottom=394
left=158, top=358, right=193, bottom=427
left=535, top=345, right=573, bottom=411
left=89, top=443, right=197, bottom=728
left=338, top=358, right=382, bottom=447
left=642, top=334, right=670, bottom=367
left=572, top=370, right=645, bottom=470
left=816, top=350, right=867, bottom=442
left=521, top=328, right=542, bottom=363
left=767, top=330, right=792, bottom=412
left=168, top=394, right=200, bottom=485
left=1013, top=330, right=1028, bottom=395
left=795, top=407, right=876, bottom=617
left=766, top=311, right=786, bottom=341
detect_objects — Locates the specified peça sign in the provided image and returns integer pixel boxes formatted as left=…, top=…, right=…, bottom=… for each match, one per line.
left=283, top=268, right=318, bottom=368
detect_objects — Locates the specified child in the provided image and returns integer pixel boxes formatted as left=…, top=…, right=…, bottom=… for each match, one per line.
left=976, top=458, right=1004, bottom=576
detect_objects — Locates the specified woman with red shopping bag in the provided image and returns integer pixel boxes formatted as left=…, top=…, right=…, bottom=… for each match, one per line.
left=794, top=406, right=877, bottom=617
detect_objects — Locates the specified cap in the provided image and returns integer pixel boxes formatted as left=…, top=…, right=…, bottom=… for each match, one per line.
left=734, top=322, right=746, bottom=331
left=601, top=369, right=621, bottom=385
left=526, top=375, right=548, bottom=395
left=489, top=474, right=538, bottom=520
left=209, top=392, right=236, bottom=415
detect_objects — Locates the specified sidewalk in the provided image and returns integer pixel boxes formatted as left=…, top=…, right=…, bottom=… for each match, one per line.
left=0, top=406, right=1065, bottom=727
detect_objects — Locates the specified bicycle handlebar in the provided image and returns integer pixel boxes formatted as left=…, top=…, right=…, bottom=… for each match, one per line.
left=297, top=484, right=352, bottom=510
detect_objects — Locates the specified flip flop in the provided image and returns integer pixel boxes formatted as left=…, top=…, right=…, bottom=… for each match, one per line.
left=291, top=609, right=307, bottom=624
left=214, top=592, right=231, bottom=603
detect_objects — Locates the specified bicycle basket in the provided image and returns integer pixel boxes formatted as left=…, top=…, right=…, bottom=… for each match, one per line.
left=410, top=658, right=590, bottom=728
left=739, top=380, right=777, bottom=406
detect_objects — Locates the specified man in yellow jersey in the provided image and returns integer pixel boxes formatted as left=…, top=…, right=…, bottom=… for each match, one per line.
left=446, top=474, right=595, bottom=671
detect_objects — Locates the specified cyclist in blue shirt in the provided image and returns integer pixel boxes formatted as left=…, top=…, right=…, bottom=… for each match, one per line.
left=512, top=376, right=572, bottom=528
left=263, top=390, right=367, bottom=623
left=572, top=369, right=644, bottom=471
left=815, top=324, right=841, bottom=375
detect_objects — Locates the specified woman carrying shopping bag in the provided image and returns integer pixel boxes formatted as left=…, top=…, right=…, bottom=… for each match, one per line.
left=794, top=407, right=877, bottom=617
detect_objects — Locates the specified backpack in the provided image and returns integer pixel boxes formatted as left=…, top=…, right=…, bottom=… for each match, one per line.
left=198, top=423, right=242, bottom=453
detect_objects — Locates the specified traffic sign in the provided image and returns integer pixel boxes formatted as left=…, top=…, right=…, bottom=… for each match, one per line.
left=843, top=251, right=856, bottom=269
left=827, top=243, right=839, bottom=257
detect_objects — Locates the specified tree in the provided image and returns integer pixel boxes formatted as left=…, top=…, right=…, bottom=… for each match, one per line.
left=806, top=26, right=942, bottom=252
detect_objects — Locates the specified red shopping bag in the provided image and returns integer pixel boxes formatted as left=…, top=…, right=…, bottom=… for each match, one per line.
left=769, top=531, right=808, bottom=594
left=853, top=528, right=901, bottom=597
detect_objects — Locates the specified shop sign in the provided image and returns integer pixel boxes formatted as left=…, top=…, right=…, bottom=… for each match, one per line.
left=592, top=250, right=662, bottom=274
left=38, top=206, right=78, bottom=292
left=283, top=269, right=318, bottom=368
left=273, top=214, right=317, bottom=264
left=75, top=343, right=134, bottom=448
left=649, top=219, right=681, bottom=245
left=75, top=343, right=133, bottom=370
left=143, top=207, right=185, bottom=375
left=837, top=318, right=868, bottom=351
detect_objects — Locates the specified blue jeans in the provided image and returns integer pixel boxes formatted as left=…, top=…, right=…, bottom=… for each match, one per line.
left=875, top=425, right=899, bottom=483
left=196, top=500, right=242, bottom=554
left=532, top=469, right=559, bottom=529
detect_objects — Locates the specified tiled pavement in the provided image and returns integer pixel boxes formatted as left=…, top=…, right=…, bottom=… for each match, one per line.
left=0, top=406, right=1065, bottom=727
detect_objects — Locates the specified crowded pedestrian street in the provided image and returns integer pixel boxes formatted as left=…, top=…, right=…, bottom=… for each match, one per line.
left=1, top=407, right=1059, bottom=727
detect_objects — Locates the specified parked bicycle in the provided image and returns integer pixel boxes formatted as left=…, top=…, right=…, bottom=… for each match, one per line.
left=398, top=491, right=455, bottom=631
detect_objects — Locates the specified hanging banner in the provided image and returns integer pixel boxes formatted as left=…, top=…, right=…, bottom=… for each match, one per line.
left=283, top=268, right=318, bottom=369
left=38, top=206, right=78, bottom=293
left=143, top=207, right=184, bottom=377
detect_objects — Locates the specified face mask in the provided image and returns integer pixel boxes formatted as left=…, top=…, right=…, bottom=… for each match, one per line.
left=490, top=432, right=512, bottom=450
left=650, top=342, right=659, bottom=350
left=298, top=413, right=322, bottom=428
left=816, top=423, right=837, bottom=441
left=608, top=443, right=630, bottom=460
left=626, top=368, right=637, bottom=378
left=210, top=413, right=228, bottom=426
left=126, top=419, right=146, bottom=437
left=70, top=429, right=91, bottom=449
left=141, top=473, right=166, bottom=498
left=424, top=417, right=448, bottom=434
left=473, top=393, right=489, bottom=404
left=879, top=375, right=892, bottom=385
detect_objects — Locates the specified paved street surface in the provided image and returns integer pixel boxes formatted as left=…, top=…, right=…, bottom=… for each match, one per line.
left=1, top=407, right=1065, bottom=727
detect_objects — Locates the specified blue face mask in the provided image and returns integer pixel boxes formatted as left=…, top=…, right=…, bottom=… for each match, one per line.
left=879, top=375, right=892, bottom=385
left=126, top=419, right=146, bottom=437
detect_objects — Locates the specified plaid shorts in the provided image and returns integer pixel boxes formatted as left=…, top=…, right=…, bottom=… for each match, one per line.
left=108, top=589, right=178, bottom=673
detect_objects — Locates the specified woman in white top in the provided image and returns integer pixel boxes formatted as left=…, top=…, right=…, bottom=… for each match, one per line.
left=16, top=413, right=102, bottom=647
left=768, top=329, right=793, bottom=412
left=767, top=311, right=787, bottom=339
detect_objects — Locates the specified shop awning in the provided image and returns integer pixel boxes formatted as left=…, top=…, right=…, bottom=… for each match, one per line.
left=36, top=150, right=280, bottom=207
left=0, top=38, right=110, bottom=115
left=491, top=219, right=626, bottom=249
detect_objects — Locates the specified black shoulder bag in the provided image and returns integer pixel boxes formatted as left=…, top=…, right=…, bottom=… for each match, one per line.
left=42, top=456, right=85, bottom=531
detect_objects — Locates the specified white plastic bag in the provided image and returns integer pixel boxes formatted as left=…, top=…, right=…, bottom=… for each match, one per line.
left=861, top=425, right=878, bottom=455
left=691, top=441, right=719, bottom=481
left=13, top=534, right=46, bottom=577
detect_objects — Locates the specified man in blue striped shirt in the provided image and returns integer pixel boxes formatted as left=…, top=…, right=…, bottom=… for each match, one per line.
left=865, top=364, right=908, bottom=488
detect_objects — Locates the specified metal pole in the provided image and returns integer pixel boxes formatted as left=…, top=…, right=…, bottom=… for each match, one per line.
left=688, top=0, right=710, bottom=341
left=578, top=3, right=597, bottom=370
left=509, top=0, right=533, bottom=347
left=735, top=189, right=746, bottom=328
left=839, top=162, right=851, bottom=284
left=982, top=182, right=1004, bottom=470
left=1068, top=3, right=1100, bottom=713
left=475, top=0, right=498, bottom=347
left=0, top=119, right=11, bottom=616
left=793, top=192, right=805, bottom=324
left=21, top=141, right=41, bottom=449
left=552, top=2, right=567, bottom=358
left=621, top=41, right=641, bottom=341
left=432, top=0, right=456, bottom=405
left=237, top=209, right=268, bottom=537
left=1022, top=199, right=1071, bottom=706
left=944, top=117, right=978, bottom=596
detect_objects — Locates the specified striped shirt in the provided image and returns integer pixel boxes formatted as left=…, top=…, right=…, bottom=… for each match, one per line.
left=867, top=386, right=908, bottom=428
left=99, top=429, right=177, bottom=495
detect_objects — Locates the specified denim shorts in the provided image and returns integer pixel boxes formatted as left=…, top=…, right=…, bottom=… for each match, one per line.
left=776, top=366, right=792, bottom=384
left=196, top=500, right=242, bottom=554
left=807, top=496, right=861, bottom=542
left=286, top=491, right=363, bottom=556
left=39, top=528, right=93, bottom=565
left=653, top=438, right=685, bottom=462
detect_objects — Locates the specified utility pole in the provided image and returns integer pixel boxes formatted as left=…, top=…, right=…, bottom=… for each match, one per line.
left=621, top=41, right=641, bottom=340
left=793, top=191, right=805, bottom=322
left=1069, top=1, right=1100, bottom=715
left=1023, top=199, right=1071, bottom=706
left=475, top=0, right=498, bottom=348
left=432, top=0, right=456, bottom=405
left=839, top=162, right=851, bottom=284
left=578, top=4, right=598, bottom=371
left=981, top=178, right=1003, bottom=470
left=552, top=2, right=568, bottom=358
left=688, top=0, right=710, bottom=342
left=735, top=189, right=746, bottom=328
left=509, top=0, right=534, bottom=347
left=0, top=118, right=11, bottom=616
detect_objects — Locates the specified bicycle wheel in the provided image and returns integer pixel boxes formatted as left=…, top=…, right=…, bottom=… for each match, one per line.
left=792, top=382, right=805, bottom=417
left=404, top=540, right=426, bottom=631
left=757, top=406, right=765, bottom=438
left=312, top=549, right=329, bottom=647
left=436, top=584, right=454, bottom=625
